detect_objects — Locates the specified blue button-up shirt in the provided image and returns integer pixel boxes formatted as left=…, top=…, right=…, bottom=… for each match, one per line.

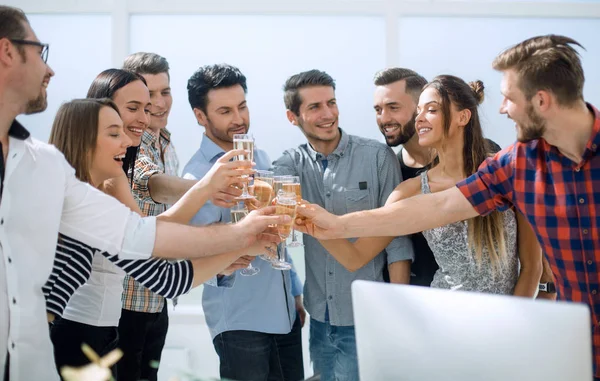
left=272, top=129, right=414, bottom=326
left=183, top=134, right=303, bottom=339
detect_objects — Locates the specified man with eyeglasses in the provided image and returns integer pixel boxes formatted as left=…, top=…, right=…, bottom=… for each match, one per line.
left=0, top=6, right=289, bottom=381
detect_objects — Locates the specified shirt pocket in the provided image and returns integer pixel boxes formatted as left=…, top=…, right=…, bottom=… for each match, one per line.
left=344, top=189, right=371, bottom=214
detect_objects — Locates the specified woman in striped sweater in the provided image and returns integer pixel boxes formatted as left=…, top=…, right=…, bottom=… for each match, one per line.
left=44, top=84, right=267, bottom=376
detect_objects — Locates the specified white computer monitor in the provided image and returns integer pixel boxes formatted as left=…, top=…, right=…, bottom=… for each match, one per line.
left=352, top=280, right=592, bottom=381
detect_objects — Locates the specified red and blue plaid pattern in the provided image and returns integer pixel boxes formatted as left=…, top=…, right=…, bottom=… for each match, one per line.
left=457, top=104, right=600, bottom=377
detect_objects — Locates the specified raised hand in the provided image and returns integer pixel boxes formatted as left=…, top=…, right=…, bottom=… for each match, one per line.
left=294, top=201, right=343, bottom=240
left=233, top=206, right=291, bottom=246
left=198, top=149, right=254, bottom=207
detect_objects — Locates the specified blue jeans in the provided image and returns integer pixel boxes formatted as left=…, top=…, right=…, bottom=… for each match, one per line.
left=309, top=318, right=358, bottom=381
left=213, top=316, right=304, bottom=381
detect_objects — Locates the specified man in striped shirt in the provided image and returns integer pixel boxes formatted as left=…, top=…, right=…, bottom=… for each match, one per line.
left=296, top=35, right=600, bottom=378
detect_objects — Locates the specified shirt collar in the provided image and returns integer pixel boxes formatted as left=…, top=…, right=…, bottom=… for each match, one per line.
left=141, top=128, right=172, bottom=149
left=305, top=128, right=350, bottom=162
left=8, top=119, right=31, bottom=140
left=581, top=103, right=600, bottom=161
left=200, top=134, right=227, bottom=162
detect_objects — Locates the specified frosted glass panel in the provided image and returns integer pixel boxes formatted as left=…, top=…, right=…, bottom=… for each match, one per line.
left=16, top=15, right=112, bottom=143
left=130, top=15, right=386, bottom=173
left=398, top=17, right=600, bottom=148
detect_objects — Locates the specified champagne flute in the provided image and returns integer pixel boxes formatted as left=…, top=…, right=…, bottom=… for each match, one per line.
left=249, top=170, right=277, bottom=262
left=233, top=134, right=255, bottom=200
left=230, top=203, right=259, bottom=276
left=272, top=176, right=293, bottom=205
left=282, top=176, right=303, bottom=248
left=272, top=192, right=297, bottom=270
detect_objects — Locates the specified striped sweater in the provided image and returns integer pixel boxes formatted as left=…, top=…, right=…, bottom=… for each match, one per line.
left=43, top=233, right=193, bottom=318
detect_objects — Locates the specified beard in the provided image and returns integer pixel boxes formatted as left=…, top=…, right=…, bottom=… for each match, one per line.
left=516, top=103, right=546, bottom=143
left=24, top=92, right=48, bottom=115
left=205, top=118, right=249, bottom=143
left=379, top=117, right=416, bottom=147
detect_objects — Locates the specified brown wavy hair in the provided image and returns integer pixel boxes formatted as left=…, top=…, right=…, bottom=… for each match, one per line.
left=425, top=75, right=507, bottom=271
left=49, top=98, right=121, bottom=185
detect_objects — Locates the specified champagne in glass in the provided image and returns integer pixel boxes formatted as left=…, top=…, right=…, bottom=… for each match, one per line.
left=282, top=176, right=304, bottom=247
left=272, top=176, right=293, bottom=204
left=252, top=170, right=274, bottom=208
left=229, top=203, right=260, bottom=276
left=272, top=192, right=296, bottom=270
left=233, top=134, right=255, bottom=200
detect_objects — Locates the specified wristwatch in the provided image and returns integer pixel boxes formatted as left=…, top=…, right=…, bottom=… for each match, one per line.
left=539, top=282, right=557, bottom=293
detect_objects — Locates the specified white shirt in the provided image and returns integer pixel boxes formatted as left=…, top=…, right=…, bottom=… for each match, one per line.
left=0, top=121, right=156, bottom=381
left=62, top=254, right=125, bottom=327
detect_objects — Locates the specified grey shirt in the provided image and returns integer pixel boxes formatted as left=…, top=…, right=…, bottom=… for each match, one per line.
left=272, top=129, right=414, bottom=326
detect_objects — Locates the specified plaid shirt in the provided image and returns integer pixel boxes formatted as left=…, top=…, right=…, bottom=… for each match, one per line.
left=122, top=128, right=180, bottom=313
left=457, top=104, right=600, bottom=376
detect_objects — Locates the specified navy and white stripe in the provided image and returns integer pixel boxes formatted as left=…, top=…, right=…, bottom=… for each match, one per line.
left=43, top=233, right=193, bottom=317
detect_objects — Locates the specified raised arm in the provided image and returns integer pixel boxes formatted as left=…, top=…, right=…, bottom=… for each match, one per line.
left=512, top=211, right=543, bottom=297
left=103, top=149, right=253, bottom=224
left=297, top=186, right=478, bottom=240
left=316, top=177, right=421, bottom=271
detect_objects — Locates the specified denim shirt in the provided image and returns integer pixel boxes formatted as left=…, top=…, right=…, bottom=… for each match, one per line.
left=182, top=134, right=303, bottom=339
left=272, top=129, right=414, bottom=326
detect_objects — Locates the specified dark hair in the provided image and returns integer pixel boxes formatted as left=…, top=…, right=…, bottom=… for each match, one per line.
left=123, top=52, right=170, bottom=78
left=425, top=75, right=507, bottom=270
left=492, top=35, right=585, bottom=106
left=87, top=68, right=148, bottom=184
left=187, top=63, right=247, bottom=113
left=373, top=68, right=428, bottom=104
left=283, top=70, right=336, bottom=115
left=0, top=6, right=29, bottom=58
left=49, top=98, right=120, bottom=185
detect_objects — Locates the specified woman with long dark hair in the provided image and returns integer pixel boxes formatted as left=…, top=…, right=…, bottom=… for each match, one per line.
left=305, top=75, right=542, bottom=295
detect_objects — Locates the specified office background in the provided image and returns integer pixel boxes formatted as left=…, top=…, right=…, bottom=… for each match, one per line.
left=10, top=0, right=600, bottom=379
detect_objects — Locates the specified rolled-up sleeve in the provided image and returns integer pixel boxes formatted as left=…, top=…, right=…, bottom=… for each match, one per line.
left=456, top=146, right=516, bottom=216
left=59, top=158, right=156, bottom=260
left=133, top=151, right=162, bottom=204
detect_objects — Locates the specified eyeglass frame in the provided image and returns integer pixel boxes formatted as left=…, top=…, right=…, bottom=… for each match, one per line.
left=9, top=39, right=49, bottom=63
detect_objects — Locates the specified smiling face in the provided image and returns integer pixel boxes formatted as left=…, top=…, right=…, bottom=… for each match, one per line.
left=14, top=22, right=55, bottom=114
left=374, top=80, right=418, bottom=147
left=499, top=69, right=546, bottom=142
left=415, top=87, right=464, bottom=149
left=142, top=72, right=172, bottom=133
left=89, top=106, right=132, bottom=185
left=287, top=85, right=339, bottom=144
left=111, top=80, right=151, bottom=146
left=194, top=84, right=250, bottom=148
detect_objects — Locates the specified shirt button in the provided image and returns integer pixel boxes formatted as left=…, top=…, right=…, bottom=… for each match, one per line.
left=0, top=218, right=3, bottom=225
left=7, top=257, right=11, bottom=264
left=588, top=260, right=593, bottom=265
left=579, top=198, right=585, bottom=204
left=11, top=342, right=15, bottom=349
left=328, top=271, right=333, bottom=275
left=12, top=297, right=16, bottom=304
left=593, top=290, right=597, bottom=295
left=592, top=144, right=597, bottom=151
left=328, top=295, right=333, bottom=300
left=584, top=229, right=589, bottom=234
left=326, top=192, right=331, bottom=197
left=575, top=167, right=581, bottom=172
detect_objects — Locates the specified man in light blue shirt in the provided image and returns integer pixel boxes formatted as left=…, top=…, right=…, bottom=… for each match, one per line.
left=272, top=70, right=414, bottom=381
left=182, top=64, right=305, bottom=381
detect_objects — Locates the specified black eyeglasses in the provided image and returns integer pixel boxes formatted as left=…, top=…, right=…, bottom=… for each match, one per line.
left=9, top=39, right=49, bottom=63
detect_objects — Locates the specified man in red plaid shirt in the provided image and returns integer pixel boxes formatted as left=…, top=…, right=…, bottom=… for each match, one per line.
left=296, top=34, right=600, bottom=379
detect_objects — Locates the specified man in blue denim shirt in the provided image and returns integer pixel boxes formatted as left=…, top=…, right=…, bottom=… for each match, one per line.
left=272, top=70, right=414, bottom=381
left=182, top=64, right=305, bottom=381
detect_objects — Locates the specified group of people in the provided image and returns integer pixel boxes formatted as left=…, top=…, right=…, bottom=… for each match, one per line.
left=0, top=4, right=598, bottom=381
